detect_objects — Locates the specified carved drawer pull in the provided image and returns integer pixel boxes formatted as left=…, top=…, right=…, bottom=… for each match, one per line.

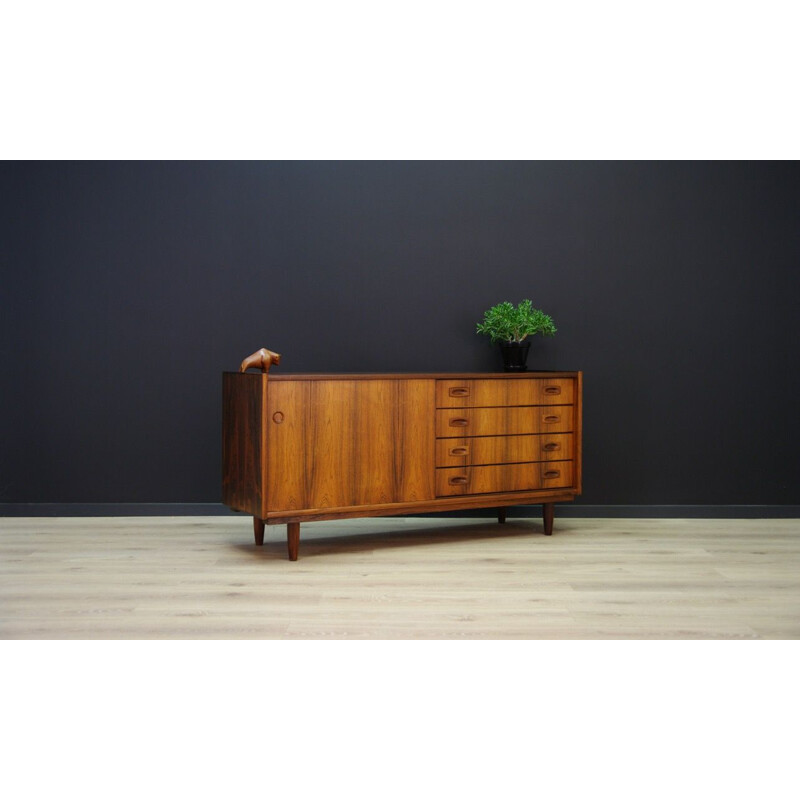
left=449, top=476, right=469, bottom=486
left=544, top=470, right=561, bottom=479
left=543, top=415, right=560, bottom=423
left=450, top=446, right=469, bottom=456
left=543, top=442, right=560, bottom=452
left=449, top=418, right=469, bottom=427
left=449, top=387, right=470, bottom=397
left=544, top=386, right=562, bottom=395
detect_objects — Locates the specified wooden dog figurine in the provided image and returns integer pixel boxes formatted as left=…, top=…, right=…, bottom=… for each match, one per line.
left=239, top=347, right=282, bottom=374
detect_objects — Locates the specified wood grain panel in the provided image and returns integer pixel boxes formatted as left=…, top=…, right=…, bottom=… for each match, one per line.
left=435, top=406, right=574, bottom=438
left=393, top=380, right=436, bottom=502
left=265, top=380, right=311, bottom=512
left=266, top=379, right=435, bottom=512
left=307, top=381, right=357, bottom=509
left=436, top=460, right=574, bottom=497
left=352, top=380, right=395, bottom=506
left=222, top=372, right=266, bottom=516
left=436, top=378, right=574, bottom=408
left=435, top=433, right=574, bottom=468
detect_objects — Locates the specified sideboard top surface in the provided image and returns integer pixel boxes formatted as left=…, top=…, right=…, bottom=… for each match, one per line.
left=223, top=371, right=581, bottom=380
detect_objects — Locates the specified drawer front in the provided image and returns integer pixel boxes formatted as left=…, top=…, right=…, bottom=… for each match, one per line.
left=435, top=406, right=573, bottom=438
left=435, top=433, right=573, bottom=468
left=436, top=460, right=574, bottom=497
left=436, top=378, right=574, bottom=408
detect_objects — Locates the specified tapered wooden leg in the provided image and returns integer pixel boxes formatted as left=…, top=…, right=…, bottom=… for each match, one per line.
left=253, top=517, right=265, bottom=546
left=542, top=503, right=554, bottom=536
left=498, top=508, right=506, bottom=524
left=287, top=522, right=300, bottom=561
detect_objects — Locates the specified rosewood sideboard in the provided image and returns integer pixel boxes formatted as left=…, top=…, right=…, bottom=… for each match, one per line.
left=222, top=350, right=582, bottom=560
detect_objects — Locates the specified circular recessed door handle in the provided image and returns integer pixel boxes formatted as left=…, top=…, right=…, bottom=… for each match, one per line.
left=272, top=412, right=284, bottom=424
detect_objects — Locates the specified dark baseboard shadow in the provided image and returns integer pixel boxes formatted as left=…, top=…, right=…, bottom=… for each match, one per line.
left=1, top=503, right=799, bottom=518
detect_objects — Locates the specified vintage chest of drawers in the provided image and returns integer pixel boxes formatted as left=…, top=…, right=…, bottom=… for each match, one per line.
left=222, top=351, right=582, bottom=559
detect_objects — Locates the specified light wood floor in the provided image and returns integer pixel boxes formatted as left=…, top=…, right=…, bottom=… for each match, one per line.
left=1, top=515, right=799, bottom=639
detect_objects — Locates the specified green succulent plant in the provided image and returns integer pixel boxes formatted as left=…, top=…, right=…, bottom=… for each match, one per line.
left=476, top=299, right=557, bottom=343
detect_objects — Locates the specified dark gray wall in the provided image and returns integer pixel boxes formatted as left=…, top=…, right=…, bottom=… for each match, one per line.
left=2, top=161, right=799, bottom=507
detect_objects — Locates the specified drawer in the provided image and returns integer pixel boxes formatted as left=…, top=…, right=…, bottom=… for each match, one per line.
left=435, top=406, right=573, bottom=438
left=436, top=378, right=574, bottom=408
left=436, top=433, right=573, bottom=468
left=436, top=460, right=574, bottom=497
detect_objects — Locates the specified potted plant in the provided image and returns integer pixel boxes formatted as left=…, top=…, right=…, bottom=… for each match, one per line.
left=476, top=299, right=557, bottom=371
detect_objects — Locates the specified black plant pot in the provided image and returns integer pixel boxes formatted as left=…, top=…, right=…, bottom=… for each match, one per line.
left=499, top=341, right=530, bottom=372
